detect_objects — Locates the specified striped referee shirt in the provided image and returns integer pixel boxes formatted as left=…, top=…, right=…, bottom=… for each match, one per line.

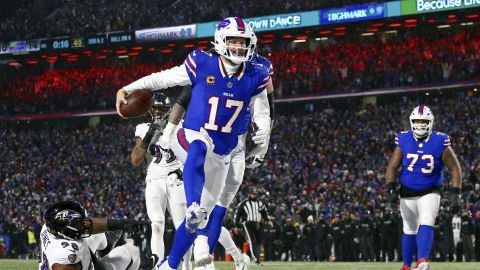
left=234, top=199, right=269, bottom=224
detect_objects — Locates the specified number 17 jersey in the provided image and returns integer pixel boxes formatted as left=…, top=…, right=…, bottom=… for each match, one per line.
left=396, top=130, right=451, bottom=190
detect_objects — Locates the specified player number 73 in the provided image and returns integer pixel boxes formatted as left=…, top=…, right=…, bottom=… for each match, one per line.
left=204, top=97, right=244, bottom=133
left=406, top=153, right=434, bottom=173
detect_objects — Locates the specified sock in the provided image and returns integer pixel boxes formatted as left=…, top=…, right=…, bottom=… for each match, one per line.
left=167, top=220, right=197, bottom=269
left=402, top=233, right=417, bottom=267
left=417, top=225, right=434, bottom=260
left=218, top=226, right=242, bottom=262
left=183, top=140, right=207, bottom=206
left=206, top=205, right=227, bottom=254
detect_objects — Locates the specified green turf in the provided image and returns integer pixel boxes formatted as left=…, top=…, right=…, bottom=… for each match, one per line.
left=1, top=260, right=479, bottom=270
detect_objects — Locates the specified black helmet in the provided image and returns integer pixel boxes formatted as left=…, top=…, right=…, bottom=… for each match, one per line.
left=150, top=92, right=171, bottom=121
left=44, top=201, right=93, bottom=240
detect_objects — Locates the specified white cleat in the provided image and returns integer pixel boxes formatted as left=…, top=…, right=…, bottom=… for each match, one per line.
left=156, top=260, right=175, bottom=270
left=194, top=235, right=213, bottom=267
left=186, top=203, right=207, bottom=233
left=235, top=253, right=250, bottom=270
left=413, top=258, right=429, bottom=270
left=204, top=262, right=216, bottom=270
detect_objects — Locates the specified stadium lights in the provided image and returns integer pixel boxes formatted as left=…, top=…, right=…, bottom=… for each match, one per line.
left=466, top=14, right=479, bottom=19
left=427, top=19, right=436, bottom=23
left=282, top=34, right=292, bottom=39
left=168, top=43, right=176, bottom=47
left=118, top=55, right=129, bottom=59
left=366, top=28, right=379, bottom=32
left=437, top=24, right=451, bottom=28
left=160, top=49, right=173, bottom=53
left=149, top=48, right=156, bottom=51
left=319, top=30, right=331, bottom=35
left=131, top=46, right=142, bottom=50
left=404, top=24, right=417, bottom=28
left=448, top=14, right=456, bottom=19
left=361, top=33, right=374, bottom=36
left=388, top=23, right=401, bottom=27
left=197, top=40, right=209, bottom=44
left=461, top=22, right=474, bottom=26
left=293, top=39, right=307, bottom=43
left=262, top=34, right=275, bottom=38
left=116, top=50, right=127, bottom=54
left=183, top=44, right=195, bottom=48
left=474, top=88, right=478, bottom=92
left=7, top=62, right=20, bottom=66
left=128, top=52, right=140, bottom=56
left=315, top=37, right=328, bottom=41
left=404, top=19, right=417, bottom=23
left=27, top=60, right=38, bottom=65
left=260, top=40, right=273, bottom=44
left=385, top=30, right=397, bottom=34
left=371, top=23, right=384, bottom=27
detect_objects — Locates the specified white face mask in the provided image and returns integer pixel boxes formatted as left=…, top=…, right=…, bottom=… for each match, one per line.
left=411, top=121, right=430, bottom=137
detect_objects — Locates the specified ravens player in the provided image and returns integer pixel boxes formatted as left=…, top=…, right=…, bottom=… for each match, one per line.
left=130, top=92, right=192, bottom=270
left=385, top=105, right=462, bottom=270
left=38, top=200, right=146, bottom=270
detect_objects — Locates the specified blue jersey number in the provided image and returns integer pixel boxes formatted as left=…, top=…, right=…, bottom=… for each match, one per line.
left=204, top=97, right=244, bottom=133
left=406, top=153, right=434, bottom=173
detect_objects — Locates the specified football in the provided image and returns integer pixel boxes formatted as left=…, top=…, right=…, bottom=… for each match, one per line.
left=119, top=89, right=154, bottom=118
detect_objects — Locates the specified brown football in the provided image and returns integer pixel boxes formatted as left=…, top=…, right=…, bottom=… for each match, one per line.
left=119, top=89, right=154, bottom=118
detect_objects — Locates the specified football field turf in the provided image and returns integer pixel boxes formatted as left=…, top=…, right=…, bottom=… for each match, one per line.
left=1, top=260, right=479, bottom=270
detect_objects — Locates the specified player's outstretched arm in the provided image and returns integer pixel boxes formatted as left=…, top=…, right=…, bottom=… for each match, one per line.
left=89, top=218, right=149, bottom=234
left=385, top=146, right=402, bottom=203
left=249, top=90, right=271, bottom=146
left=131, top=137, right=147, bottom=167
left=266, top=78, right=275, bottom=128
left=442, top=146, right=462, bottom=189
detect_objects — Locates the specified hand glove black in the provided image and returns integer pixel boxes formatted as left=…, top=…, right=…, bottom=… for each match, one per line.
left=386, top=182, right=399, bottom=204
left=449, top=187, right=461, bottom=212
left=141, top=123, right=160, bottom=150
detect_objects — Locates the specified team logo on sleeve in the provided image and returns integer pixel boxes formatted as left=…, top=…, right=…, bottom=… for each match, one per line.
left=68, top=254, right=77, bottom=263
left=206, top=76, right=215, bottom=85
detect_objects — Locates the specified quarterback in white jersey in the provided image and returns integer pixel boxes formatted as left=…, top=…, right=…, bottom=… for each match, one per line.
left=39, top=201, right=145, bottom=270
left=130, top=93, right=192, bottom=270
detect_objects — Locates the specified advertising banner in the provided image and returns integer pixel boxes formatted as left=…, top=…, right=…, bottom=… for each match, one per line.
left=320, top=3, right=386, bottom=24
left=0, top=40, right=41, bottom=54
left=401, top=0, right=480, bottom=15
left=135, top=24, right=196, bottom=42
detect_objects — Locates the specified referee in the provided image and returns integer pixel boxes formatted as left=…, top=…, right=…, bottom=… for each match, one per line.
left=234, top=189, right=270, bottom=264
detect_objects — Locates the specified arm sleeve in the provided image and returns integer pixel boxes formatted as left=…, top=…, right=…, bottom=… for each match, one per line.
left=267, top=91, right=274, bottom=120
left=123, top=64, right=191, bottom=93
left=175, top=86, right=192, bottom=109
left=394, top=134, right=399, bottom=145
left=135, top=123, right=150, bottom=140
left=249, top=90, right=271, bottom=132
left=443, top=134, right=451, bottom=147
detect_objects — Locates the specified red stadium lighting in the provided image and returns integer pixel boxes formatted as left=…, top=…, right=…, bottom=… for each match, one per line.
left=262, top=34, right=274, bottom=38
left=82, top=50, right=92, bottom=54
left=128, top=52, right=140, bottom=56
left=183, top=44, right=195, bottom=48
left=389, top=23, right=401, bottom=27
left=60, top=52, right=70, bottom=57
left=46, top=59, right=56, bottom=63
left=404, top=19, right=417, bottom=23
left=333, top=32, right=346, bottom=37
left=335, top=26, right=347, bottom=31
left=116, top=50, right=127, bottom=54
left=7, top=62, right=20, bottom=66
left=466, top=14, right=479, bottom=19
left=448, top=14, right=456, bottom=18
left=66, top=58, right=78, bottom=62
left=371, top=23, right=384, bottom=27
left=197, top=40, right=209, bottom=44
left=168, top=43, right=176, bottom=47
left=149, top=48, right=156, bottom=51
left=27, top=60, right=38, bottom=65
left=131, top=46, right=143, bottom=50
left=95, top=55, right=107, bottom=59
left=319, top=30, right=331, bottom=35
left=260, top=39, right=273, bottom=44
left=41, top=54, right=48, bottom=58
left=160, top=49, right=173, bottom=53
left=68, top=54, right=79, bottom=58
left=197, top=46, right=207, bottom=50
left=47, top=56, right=58, bottom=60
left=404, top=24, right=417, bottom=28
left=304, top=29, right=313, bottom=33
left=295, top=36, right=308, bottom=40
left=367, top=28, right=379, bottom=32
left=427, top=19, right=436, bottom=23
left=101, top=49, right=108, bottom=53
left=282, top=34, right=292, bottom=39
left=447, top=19, right=458, bottom=23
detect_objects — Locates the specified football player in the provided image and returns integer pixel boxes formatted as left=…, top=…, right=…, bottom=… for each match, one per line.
left=164, top=50, right=275, bottom=270
left=130, top=93, right=192, bottom=270
left=116, top=17, right=271, bottom=270
left=385, top=105, right=462, bottom=270
left=38, top=200, right=146, bottom=270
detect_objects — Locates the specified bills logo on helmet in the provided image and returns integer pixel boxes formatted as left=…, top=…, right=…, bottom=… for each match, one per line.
left=217, top=19, right=231, bottom=30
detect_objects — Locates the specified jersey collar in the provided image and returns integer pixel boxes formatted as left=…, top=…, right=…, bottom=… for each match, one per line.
left=218, top=56, right=245, bottom=80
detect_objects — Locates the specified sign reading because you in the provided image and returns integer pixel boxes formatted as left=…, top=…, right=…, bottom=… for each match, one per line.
left=402, top=0, right=480, bottom=14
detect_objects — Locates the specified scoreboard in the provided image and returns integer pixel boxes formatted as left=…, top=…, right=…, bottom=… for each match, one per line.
left=37, top=32, right=134, bottom=50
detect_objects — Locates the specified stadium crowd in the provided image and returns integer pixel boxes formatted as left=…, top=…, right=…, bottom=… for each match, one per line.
left=1, top=91, right=479, bottom=262
left=1, top=0, right=373, bottom=42
left=1, top=27, right=479, bottom=115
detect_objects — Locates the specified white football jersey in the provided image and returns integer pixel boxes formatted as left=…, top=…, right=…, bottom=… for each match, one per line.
left=38, top=225, right=92, bottom=270
left=135, top=123, right=182, bottom=178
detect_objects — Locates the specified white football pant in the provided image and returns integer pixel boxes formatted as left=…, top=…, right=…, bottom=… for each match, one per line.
left=400, top=192, right=441, bottom=234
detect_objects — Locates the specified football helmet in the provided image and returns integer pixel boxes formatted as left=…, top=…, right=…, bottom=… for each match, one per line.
left=409, top=105, right=434, bottom=138
left=149, top=92, right=171, bottom=122
left=44, top=200, right=93, bottom=240
left=213, top=17, right=257, bottom=64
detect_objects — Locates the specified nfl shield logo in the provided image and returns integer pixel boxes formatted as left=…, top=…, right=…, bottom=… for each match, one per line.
left=227, top=82, right=233, bottom=88
left=68, top=254, right=77, bottom=263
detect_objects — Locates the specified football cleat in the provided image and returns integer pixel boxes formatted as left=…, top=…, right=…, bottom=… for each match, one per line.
left=185, top=203, right=207, bottom=233
left=235, top=253, right=250, bottom=270
left=413, top=258, right=429, bottom=270
left=155, top=260, right=174, bottom=270
left=194, top=235, right=213, bottom=267
left=204, top=262, right=216, bottom=270
left=400, top=265, right=411, bottom=270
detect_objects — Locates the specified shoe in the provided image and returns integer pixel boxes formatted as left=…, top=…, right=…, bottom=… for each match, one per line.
left=414, top=258, right=429, bottom=270
left=235, top=253, right=250, bottom=270
left=140, top=254, right=159, bottom=270
left=155, top=260, right=174, bottom=270
left=193, top=235, right=212, bottom=267
left=186, top=203, right=207, bottom=233
left=204, top=262, right=215, bottom=270
left=400, top=265, right=411, bottom=270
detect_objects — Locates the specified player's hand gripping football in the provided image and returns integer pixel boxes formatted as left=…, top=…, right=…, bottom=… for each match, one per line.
left=116, top=88, right=128, bottom=119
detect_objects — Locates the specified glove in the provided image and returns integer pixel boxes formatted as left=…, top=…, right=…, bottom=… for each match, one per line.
left=252, top=128, right=269, bottom=145
left=386, top=182, right=399, bottom=204
left=167, top=169, right=183, bottom=186
left=141, top=123, right=160, bottom=150
left=449, top=187, right=461, bottom=213
left=246, top=136, right=269, bottom=169
left=245, top=155, right=264, bottom=169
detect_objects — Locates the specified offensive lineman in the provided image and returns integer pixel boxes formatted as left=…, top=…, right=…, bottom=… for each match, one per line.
left=130, top=93, right=192, bottom=270
left=38, top=200, right=146, bottom=270
left=385, top=105, right=462, bottom=270
left=116, top=17, right=271, bottom=270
